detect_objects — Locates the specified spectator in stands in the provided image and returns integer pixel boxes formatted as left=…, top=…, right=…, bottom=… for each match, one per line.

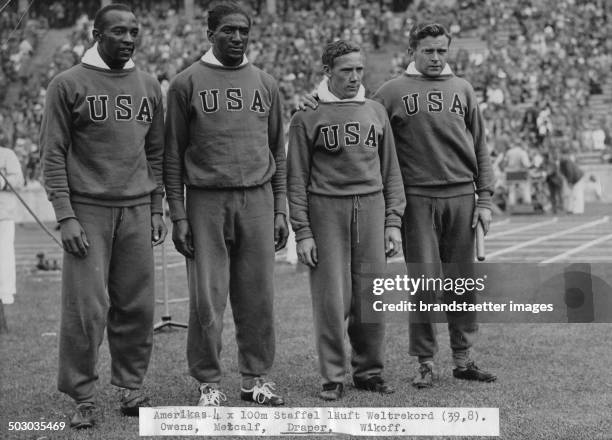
left=591, top=117, right=606, bottom=151
left=4, top=0, right=612, bottom=184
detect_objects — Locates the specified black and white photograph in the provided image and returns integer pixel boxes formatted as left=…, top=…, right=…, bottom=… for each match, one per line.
left=1, top=0, right=611, bottom=438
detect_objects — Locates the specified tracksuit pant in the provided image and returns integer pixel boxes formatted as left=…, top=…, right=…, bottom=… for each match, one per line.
left=186, top=184, right=275, bottom=383
left=401, top=193, right=478, bottom=366
left=58, top=203, right=154, bottom=403
left=308, top=192, right=386, bottom=385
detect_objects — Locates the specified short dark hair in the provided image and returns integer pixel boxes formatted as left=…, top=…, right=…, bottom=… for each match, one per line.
left=408, top=22, right=451, bottom=51
left=322, top=40, right=361, bottom=68
left=93, top=3, right=133, bottom=32
left=208, top=2, right=251, bottom=32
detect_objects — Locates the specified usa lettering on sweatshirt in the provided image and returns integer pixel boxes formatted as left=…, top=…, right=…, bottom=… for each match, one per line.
left=40, top=63, right=165, bottom=222
left=287, top=99, right=405, bottom=242
left=373, top=71, right=494, bottom=208
left=164, top=61, right=286, bottom=222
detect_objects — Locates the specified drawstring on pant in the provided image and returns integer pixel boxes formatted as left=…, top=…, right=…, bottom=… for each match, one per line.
left=112, top=207, right=125, bottom=243
left=352, top=195, right=361, bottom=244
left=431, top=199, right=436, bottom=231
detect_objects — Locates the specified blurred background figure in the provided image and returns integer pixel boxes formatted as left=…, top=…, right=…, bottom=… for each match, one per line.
left=584, top=174, right=603, bottom=203
left=0, top=142, right=24, bottom=309
left=504, top=139, right=532, bottom=207
left=559, top=149, right=586, bottom=214
left=544, top=151, right=564, bottom=214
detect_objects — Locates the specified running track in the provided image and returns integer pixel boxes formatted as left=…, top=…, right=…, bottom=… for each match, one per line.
left=14, top=211, right=612, bottom=276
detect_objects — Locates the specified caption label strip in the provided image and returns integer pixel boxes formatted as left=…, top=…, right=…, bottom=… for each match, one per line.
left=139, top=407, right=499, bottom=436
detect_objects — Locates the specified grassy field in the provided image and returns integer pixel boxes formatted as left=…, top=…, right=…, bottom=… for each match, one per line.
left=2, top=257, right=612, bottom=440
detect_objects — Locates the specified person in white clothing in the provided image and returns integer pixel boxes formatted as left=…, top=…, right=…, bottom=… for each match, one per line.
left=559, top=150, right=585, bottom=214
left=0, top=145, right=24, bottom=306
left=503, top=142, right=532, bottom=206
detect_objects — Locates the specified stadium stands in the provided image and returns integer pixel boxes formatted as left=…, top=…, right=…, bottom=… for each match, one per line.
left=1, top=0, right=611, bottom=189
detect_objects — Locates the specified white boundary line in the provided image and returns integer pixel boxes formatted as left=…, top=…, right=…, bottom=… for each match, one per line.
left=485, top=217, right=558, bottom=240
left=564, top=256, right=612, bottom=261
left=490, top=218, right=510, bottom=228
left=540, top=232, right=612, bottom=263
left=16, top=217, right=609, bottom=268
left=156, top=261, right=185, bottom=269
left=487, top=216, right=609, bottom=259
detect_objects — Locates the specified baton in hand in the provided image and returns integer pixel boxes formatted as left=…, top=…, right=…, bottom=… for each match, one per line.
left=476, top=222, right=486, bottom=261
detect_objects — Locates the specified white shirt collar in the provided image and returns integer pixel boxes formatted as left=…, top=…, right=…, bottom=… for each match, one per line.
left=405, top=61, right=452, bottom=75
left=81, top=42, right=135, bottom=69
left=201, top=48, right=249, bottom=67
left=315, top=76, right=366, bottom=103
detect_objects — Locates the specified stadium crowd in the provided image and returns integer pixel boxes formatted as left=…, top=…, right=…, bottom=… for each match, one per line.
left=1, top=0, right=610, bottom=212
left=0, top=8, right=46, bottom=184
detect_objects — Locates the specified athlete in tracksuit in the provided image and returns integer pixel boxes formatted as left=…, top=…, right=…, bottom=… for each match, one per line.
left=373, top=22, right=497, bottom=386
left=40, top=3, right=166, bottom=428
left=164, top=3, right=288, bottom=406
left=288, top=41, right=405, bottom=400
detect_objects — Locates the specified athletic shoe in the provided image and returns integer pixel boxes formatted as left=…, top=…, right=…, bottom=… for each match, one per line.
left=319, top=382, right=344, bottom=401
left=354, top=376, right=395, bottom=394
left=412, top=362, right=435, bottom=389
left=198, top=384, right=227, bottom=406
left=119, top=389, right=151, bottom=416
left=453, top=361, right=497, bottom=382
left=240, top=378, right=285, bottom=406
left=70, top=402, right=95, bottom=429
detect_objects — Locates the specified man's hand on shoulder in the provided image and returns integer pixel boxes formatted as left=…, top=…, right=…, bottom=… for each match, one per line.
left=296, top=93, right=319, bottom=111
left=60, top=217, right=89, bottom=258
